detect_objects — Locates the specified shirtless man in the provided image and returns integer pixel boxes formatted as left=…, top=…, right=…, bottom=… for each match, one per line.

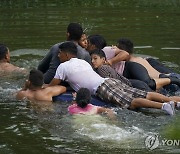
left=116, top=38, right=174, bottom=79
left=0, top=44, right=26, bottom=76
left=16, top=69, right=66, bottom=102
left=116, top=38, right=180, bottom=89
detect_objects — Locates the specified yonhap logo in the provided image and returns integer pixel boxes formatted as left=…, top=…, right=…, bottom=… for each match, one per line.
left=145, top=134, right=180, bottom=150
left=145, top=134, right=159, bottom=150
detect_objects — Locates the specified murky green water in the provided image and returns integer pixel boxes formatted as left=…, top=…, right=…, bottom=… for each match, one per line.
left=0, top=0, right=180, bottom=153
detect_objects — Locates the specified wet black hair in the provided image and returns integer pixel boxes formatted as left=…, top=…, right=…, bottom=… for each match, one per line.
left=90, top=49, right=107, bottom=60
left=67, top=23, right=83, bottom=41
left=29, top=69, right=44, bottom=87
left=76, top=88, right=91, bottom=108
left=88, top=35, right=107, bottom=49
left=0, top=44, right=8, bottom=60
left=59, top=41, right=78, bottom=56
left=117, top=38, right=134, bottom=54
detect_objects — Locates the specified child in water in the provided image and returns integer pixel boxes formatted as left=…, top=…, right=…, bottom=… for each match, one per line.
left=68, top=88, right=115, bottom=119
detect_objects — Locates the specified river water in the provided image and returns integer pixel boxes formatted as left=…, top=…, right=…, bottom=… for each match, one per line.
left=0, top=0, right=180, bottom=153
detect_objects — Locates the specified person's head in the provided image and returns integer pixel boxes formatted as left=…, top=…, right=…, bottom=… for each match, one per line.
left=78, top=33, right=88, bottom=49
left=58, top=41, right=78, bottom=62
left=76, top=88, right=91, bottom=108
left=86, top=35, right=107, bottom=52
left=28, top=69, right=44, bottom=87
left=90, top=49, right=106, bottom=68
left=66, top=23, right=83, bottom=41
left=116, top=38, right=134, bottom=54
left=0, top=44, right=10, bottom=62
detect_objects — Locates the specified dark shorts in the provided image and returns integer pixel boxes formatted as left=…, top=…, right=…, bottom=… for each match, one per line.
left=146, top=58, right=174, bottom=74
left=96, top=78, right=147, bottom=108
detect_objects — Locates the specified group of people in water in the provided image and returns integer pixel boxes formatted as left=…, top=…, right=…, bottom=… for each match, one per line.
left=1, top=22, right=180, bottom=117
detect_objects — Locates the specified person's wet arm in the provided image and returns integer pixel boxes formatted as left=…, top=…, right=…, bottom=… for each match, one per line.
left=37, top=49, right=53, bottom=73
left=49, top=85, right=67, bottom=97
left=49, top=78, right=62, bottom=86
left=107, top=46, right=129, bottom=66
left=97, top=107, right=116, bottom=120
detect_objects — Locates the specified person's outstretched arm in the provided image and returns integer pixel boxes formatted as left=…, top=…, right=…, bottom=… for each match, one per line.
left=37, top=50, right=52, bottom=73
left=38, top=43, right=61, bottom=73
left=49, top=78, right=62, bottom=86
left=48, top=85, right=67, bottom=97
left=97, top=107, right=116, bottom=120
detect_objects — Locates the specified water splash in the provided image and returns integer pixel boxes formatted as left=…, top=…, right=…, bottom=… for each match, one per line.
left=71, top=114, right=147, bottom=149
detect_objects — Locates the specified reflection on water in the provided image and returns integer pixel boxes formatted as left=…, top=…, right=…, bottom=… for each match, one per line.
left=0, top=0, right=180, bottom=153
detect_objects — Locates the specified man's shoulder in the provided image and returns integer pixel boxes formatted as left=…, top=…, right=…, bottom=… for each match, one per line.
left=61, top=58, right=90, bottom=69
left=0, top=63, right=25, bottom=72
left=57, top=59, right=73, bottom=69
left=130, top=56, right=143, bottom=62
left=16, top=90, right=28, bottom=100
left=102, top=46, right=116, bottom=59
left=77, top=45, right=89, bottom=55
left=100, top=64, right=112, bottom=70
left=50, top=42, right=64, bottom=52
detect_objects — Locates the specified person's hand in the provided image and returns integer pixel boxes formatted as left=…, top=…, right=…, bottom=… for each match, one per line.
left=23, top=80, right=29, bottom=90
left=111, top=45, right=119, bottom=50
left=42, top=84, right=49, bottom=89
left=107, top=109, right=116, bottom=120
left=104, top=60, right=112, bottom=66
left=72, top=92, right=77, bottom=101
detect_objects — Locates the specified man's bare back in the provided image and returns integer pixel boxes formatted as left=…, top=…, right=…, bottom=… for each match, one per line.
left=17, top=86, right=66, bottom=102
left=129, top=56, right=161, bottom=79
left=16, top=69, right=66, bottom=102
left=0, top=62, right=27, bottom=76
left=0, top=44, right=27, bottom=76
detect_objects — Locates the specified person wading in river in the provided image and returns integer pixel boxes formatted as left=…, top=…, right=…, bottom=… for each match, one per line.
left=0, top=44, right=27, bottom=76
left=16, top=69, right=66, bottom=102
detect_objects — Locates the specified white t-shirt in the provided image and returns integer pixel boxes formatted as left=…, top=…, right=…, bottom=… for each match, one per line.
left=54, top=58, right=106, bottom=95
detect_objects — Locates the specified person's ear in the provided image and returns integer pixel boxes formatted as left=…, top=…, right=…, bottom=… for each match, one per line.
left=102, top=57, right=106, bottom=63
left=5, top=52, right=10, bottom=62
left=91, top=44, right=96, bottom=50
left=5, top=54, right=8, bottom=60
left=26, top=80, right=30, bottom=84
left=65, top=52, right=70, bottom=59
left=24, top=80, right=30, bottom=89
left=65, top=52, right=68, bottom=57
left=66, top=32, right=70, bottom=39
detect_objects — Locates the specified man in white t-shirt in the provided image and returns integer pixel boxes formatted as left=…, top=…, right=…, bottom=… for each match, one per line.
left=49, top=41, right=180, bottom=115
left=50, top=41, right=106, bottom=95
